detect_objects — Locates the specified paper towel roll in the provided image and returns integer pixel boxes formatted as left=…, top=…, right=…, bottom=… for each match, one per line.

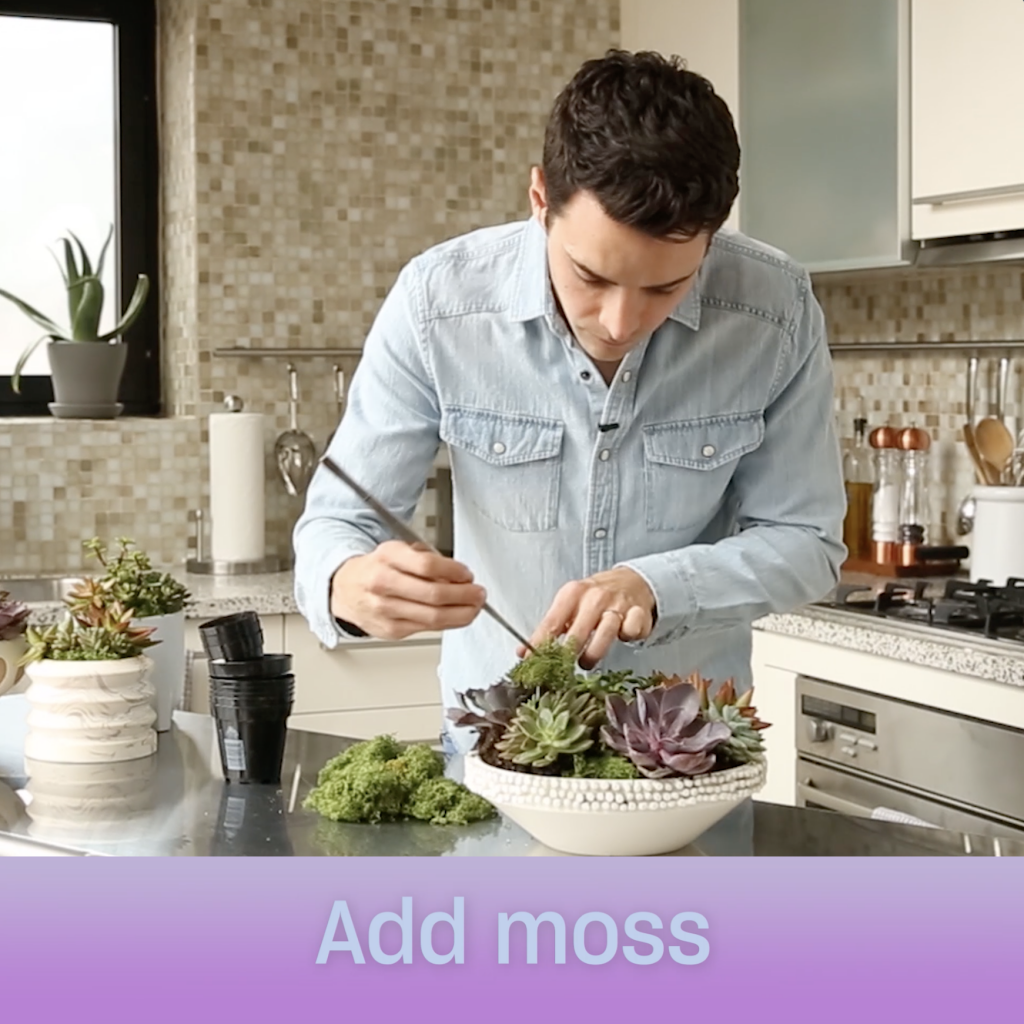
left=209, top=412, right=266, bottom=563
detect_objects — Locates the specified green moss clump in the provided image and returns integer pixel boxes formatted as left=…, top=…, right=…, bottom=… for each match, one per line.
left=508, top=637, right=580, bottom=689
left=403, top=777, right=496, bottom=825
left=571, top=752, right=643, bottom=780
left=303, top=735, right=495, bottom=826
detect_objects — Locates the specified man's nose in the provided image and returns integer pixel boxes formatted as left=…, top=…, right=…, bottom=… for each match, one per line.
left=599, top=289, right=643, bottom=342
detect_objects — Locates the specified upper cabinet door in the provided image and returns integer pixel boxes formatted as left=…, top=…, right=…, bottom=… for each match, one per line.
left=739, top=0, right=913, bottom=272
left=912, top=0, right=1024, bottom=239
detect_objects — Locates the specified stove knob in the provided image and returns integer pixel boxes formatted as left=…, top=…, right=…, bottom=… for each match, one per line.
left=806, top=718, right=832, bottom=743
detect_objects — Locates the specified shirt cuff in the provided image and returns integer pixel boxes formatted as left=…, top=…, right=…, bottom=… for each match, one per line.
left=295, top=542, right=374, bottom=649
left=616, top=553, right=699, bottom=647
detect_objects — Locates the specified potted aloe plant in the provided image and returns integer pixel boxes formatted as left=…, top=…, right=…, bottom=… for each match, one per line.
left=0, top=225, right=149, bottom=418
left=20, top=599, right=159, bottom=765
left=71, top=538, right=191, bottom=733
left=450, top=640, right=769, bottom=856
left=0, top=590, right=31, bottom=698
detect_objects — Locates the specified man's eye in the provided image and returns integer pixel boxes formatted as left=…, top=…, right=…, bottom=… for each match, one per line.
left=578, top=274, right=606, bottom=288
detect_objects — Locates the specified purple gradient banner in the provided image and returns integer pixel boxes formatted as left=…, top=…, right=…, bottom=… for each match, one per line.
left=2, top=858, right=1021, bottom=1022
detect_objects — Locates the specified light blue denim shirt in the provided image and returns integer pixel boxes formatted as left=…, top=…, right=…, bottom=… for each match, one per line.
left=294, top=218, right=845, bottom=751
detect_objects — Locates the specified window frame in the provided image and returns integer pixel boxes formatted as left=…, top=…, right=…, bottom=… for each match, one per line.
left=0, top=0, right=160, bottom=416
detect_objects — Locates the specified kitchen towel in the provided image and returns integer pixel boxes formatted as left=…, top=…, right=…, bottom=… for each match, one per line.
left=209, top=411, right=266, bottom=563
left=870, top=806, right=940, bottom=829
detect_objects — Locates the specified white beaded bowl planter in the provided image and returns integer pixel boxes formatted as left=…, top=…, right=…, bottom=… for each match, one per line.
left=464, top=753, right=767, bottom=856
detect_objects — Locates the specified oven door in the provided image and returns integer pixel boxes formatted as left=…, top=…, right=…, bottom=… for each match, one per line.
left=797, top=758, right=1024, bottom=842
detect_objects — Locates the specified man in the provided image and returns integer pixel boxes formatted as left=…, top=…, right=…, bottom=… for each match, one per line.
left=294, top=50, right=846, bottom=753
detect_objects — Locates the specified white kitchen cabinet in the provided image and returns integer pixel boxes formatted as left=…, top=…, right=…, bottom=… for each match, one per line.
left=911, top=0, right=1024, bottom=240
left=183, top=614, right=286, bottom=714
left=621, top=0, right=741, bottom=230
left=282, top=614, right=442, bottom=741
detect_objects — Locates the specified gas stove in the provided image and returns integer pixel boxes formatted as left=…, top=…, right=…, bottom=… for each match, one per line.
left=818, top=579, right=1024, bottom=646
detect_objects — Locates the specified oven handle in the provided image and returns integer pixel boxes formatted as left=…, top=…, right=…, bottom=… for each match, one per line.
left=797, top=780, right=874, bottom=818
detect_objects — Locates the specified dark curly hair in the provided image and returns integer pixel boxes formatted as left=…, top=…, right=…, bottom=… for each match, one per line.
left=542, top=50, right=740, bottom=239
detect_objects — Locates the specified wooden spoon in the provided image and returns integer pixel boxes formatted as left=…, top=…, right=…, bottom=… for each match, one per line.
left=963, top=421, right=995, bottom=484
left=974, top=415, right=1015, bottom=484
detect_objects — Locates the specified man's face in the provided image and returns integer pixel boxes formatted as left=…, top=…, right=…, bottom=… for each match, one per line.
left=529, top=168, right=709, bottom=366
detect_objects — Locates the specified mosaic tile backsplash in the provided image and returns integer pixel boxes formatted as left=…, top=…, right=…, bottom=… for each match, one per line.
left=0, top=0, right=1021, bottom=574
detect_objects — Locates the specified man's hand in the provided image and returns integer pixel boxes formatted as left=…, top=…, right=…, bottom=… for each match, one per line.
left=520, top=567, right=657, bottom=669
left=331, top=540, right=487, bottom=640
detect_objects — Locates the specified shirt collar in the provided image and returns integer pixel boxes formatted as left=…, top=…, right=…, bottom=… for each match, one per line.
left=509, top=215, right=705, bottom=331
left=666, top=262, right=703, bottom=330
left=508, top=217, right=553, bottom=323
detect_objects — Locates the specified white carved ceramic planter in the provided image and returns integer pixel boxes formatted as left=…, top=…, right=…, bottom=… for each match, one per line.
left=464, top=753, right=767, bottom=856
left=0, top=636, right=29, bottom=698
left=135, top=610, right=185, bottom=732
left=23, top=655, right=157, bottom=764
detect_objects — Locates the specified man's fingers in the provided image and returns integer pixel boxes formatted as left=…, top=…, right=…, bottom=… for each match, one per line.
left=578, top=609, right=625, bottom=669
left=527, top=582, right=584, bottom=647
left=379, top=540, right=475, bottom=583
left=371, top=564, right=486, bottom=609
left=366, top=593, right=483, bottom=633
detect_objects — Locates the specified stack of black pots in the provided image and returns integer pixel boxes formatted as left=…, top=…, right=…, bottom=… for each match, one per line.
left=199, top=611, right=294, bottom=785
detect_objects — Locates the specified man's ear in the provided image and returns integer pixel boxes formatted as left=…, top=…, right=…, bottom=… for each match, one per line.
left=528, top=166, right=549, bottom=227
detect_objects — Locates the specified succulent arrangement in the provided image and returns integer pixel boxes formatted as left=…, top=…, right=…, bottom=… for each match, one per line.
left=0, top=591, right=30, bottom=641
left=448, top=639, right=769, bottom=780
left=22, top=602, right=158, bottom=663
left=0, top=226, right=150, bottom=393
left=74, top=537, right=190, bottom=619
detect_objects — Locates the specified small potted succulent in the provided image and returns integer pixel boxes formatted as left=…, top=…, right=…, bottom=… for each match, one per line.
left=0, top=225, right=149, bottom=418
left=450, top=640, right=769, bottom=856
left=20, top=600, right=159, bottom=765
left=0, top=590, right=31, bottom=698
left=71, top=538, right=190, bottom=733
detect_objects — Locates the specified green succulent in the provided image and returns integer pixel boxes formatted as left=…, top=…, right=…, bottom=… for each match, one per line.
left=0, top=226, right=150, bottom=393
left=77, top=537, right=190, bottom=618
left=703, top=701, right=768, bottom=764
left=496, top=689, right=600, bottom=768
left=21, top=604, right=158, bottom=664
left=687, top=674, right=770, bottom=765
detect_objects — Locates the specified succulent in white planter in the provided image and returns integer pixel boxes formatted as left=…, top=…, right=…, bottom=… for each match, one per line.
left=0, top=589, right=31, bottom=698
left=20, top=603, right=159, bottom=765
left=0, top=225, right=150, bottom=418
left=450, top=640, right=769, bottom=856
left=71, top=538, right=191, bottom=733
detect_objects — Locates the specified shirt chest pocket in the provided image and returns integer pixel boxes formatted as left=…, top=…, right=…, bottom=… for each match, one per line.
left=643, top=412, right=765, bottom=532
left=441, top=407, right=564, bottom=532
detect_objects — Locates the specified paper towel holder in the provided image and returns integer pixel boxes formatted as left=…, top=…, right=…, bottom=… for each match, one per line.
left=186, top=508, right=289, bottom=575
left=186, top=396, right=290, bottom=576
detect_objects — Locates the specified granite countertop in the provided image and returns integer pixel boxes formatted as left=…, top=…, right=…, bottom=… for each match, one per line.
left=0, top=696, right=1015, bottom=858
left=17, top=567, right=1024, bottom=687
left=21, top=569, right=301, bottom=626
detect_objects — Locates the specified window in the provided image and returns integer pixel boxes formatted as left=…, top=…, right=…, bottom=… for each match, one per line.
left=0, top=0, right=158, bottom=416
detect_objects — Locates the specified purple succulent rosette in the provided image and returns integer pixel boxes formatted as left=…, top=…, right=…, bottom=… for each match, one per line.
left=0, top=591, right=30, bottom=641
left=601, top=681, right=732, bottom=778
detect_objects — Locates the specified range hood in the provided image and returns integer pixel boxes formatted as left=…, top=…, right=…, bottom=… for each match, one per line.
left=914, top=230, right=1024, bottom=268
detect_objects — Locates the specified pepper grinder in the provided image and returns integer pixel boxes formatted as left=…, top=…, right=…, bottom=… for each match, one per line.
left=869, top=425, right=901, bottom=564
left=895, top=425, right=932, bottom=567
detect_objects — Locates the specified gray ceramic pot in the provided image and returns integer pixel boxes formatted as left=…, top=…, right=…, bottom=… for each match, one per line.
left=46, top=340, right=128, bottom=419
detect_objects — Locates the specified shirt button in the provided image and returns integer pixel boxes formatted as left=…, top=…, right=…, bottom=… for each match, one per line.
left=599, top=449, right=611, bottom=461
left=492, top=441, right=506, bottom=455
left=621, top=370, right=632, bottom=382
left=702, top=444, right=716, bottom=458
left=580, top=370, right=592, bottom=381
left=594, top=528, right=607, bottom=539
